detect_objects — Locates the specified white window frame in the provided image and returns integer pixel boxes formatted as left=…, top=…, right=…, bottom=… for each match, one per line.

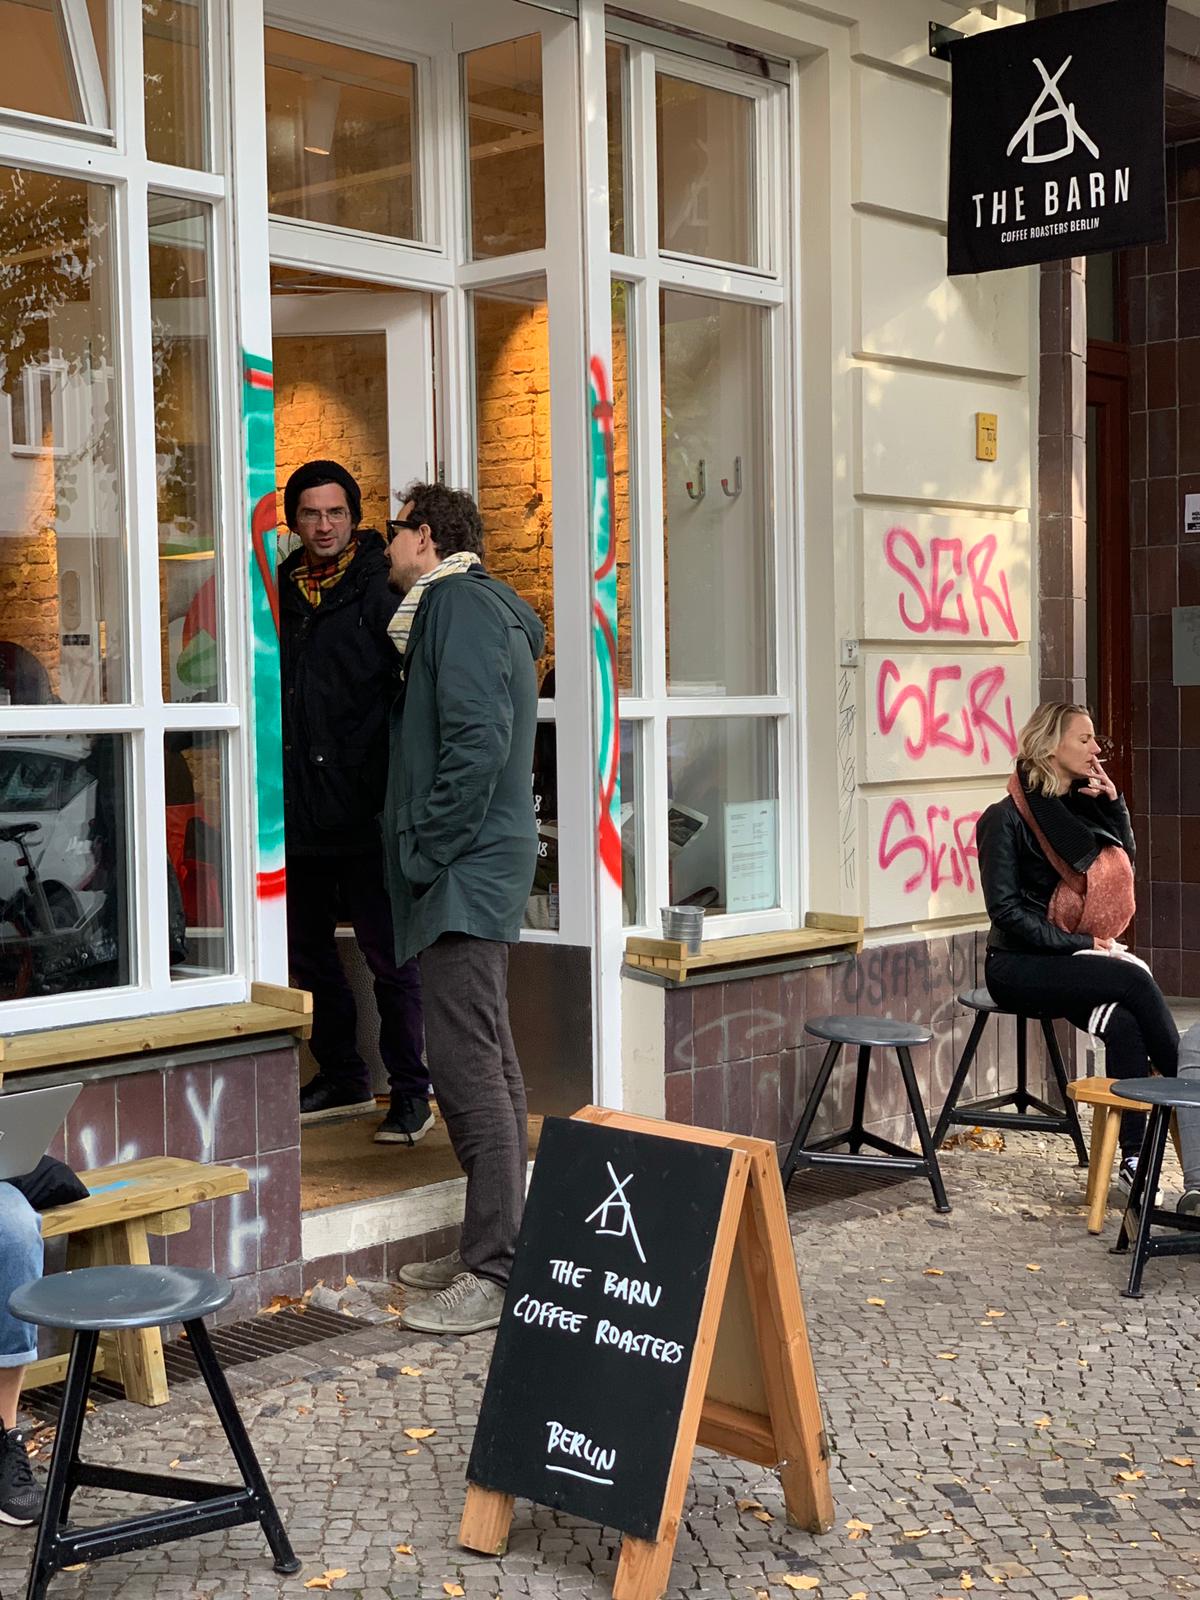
left=606, top=32, right=799, bottom=943
left=0, top=0, right=258, bottom=1032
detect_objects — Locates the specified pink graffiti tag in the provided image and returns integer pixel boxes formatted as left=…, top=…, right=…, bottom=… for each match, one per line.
left=877, top=800, right=983, bottom=895
left=875, top=660, right=1018, bottom=765
left=885, top=526, right=1019, bottom=640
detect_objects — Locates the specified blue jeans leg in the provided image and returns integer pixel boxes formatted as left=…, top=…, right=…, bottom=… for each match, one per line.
left=0, top=1183, right=43, bottom=1369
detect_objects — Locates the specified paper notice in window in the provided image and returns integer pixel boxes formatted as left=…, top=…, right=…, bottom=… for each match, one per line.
left=1185, top=494, right=1200, bottom=537
left=723, top=801, right=778, bottom=915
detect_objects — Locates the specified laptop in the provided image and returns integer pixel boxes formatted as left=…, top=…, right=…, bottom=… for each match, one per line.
left=0, top=1083, right=82, bottom=1181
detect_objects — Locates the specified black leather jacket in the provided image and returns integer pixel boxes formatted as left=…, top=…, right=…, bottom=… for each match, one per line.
left=977, top=787, right=1136, bottom=956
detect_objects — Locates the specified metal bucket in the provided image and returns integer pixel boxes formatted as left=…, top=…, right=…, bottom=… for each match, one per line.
left=661, top=904, right=704, bottom=954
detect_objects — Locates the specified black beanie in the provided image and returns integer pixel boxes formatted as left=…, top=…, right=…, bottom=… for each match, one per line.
left=283, top=459, right=363, bottom=530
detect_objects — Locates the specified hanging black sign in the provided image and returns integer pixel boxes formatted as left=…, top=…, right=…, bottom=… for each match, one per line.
left=947, top=0, right=1166, bottom=276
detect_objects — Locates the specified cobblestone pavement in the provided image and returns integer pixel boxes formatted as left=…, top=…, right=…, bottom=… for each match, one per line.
left=4, top=1127, right=1200, bottom=1600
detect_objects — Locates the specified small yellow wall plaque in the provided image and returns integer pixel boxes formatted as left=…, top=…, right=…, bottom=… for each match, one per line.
left=975, top=412, right=998, bottom=462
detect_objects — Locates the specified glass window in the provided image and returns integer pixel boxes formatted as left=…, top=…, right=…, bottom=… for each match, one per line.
left=164, top=730, right=228, bottom=976
left=144, top=0, right=209, bottom=169
left=606, top=41, right=628, bottom=254
left=612, top=282, right=636, bottom=695
left=0, top=732, right=131, bottom=999
left=264, top=28, right=419, bottom=242
left=0, top=0, right=109, bottom=128
left=472, top=282, right=553, bottom=657
left=0, top=166, right=127, bottom=706
left=150, top=196, right=220, bottom=703
left=464, top=35, right=545, bottom=260
left=660, top=290, right=772, bottom=697
left=667, top=718, right=778, bottom=916
left=619, top=721, right=644, bottom=927
left=656, top=74, right=755, bottom=266
left=528, top=702, right=558, bottom=931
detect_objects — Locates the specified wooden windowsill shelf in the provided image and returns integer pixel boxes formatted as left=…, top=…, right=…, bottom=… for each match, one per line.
left=624, top=914, right=864, bottom=985
left=0, top=983, right=311, bottom=1082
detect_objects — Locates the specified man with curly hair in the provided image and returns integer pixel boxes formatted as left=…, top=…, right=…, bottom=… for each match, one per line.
left=382, top=482, right=544, bottom=1334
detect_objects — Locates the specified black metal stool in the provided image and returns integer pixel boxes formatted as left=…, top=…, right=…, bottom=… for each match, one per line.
left=780, top=1015, right=950, bottom=1213
left=8, top=1265, right=300, bottom=1600
left=1111, top=1077, right=1200, bottom=1298
left=931, top=987, right=1088, bottom=1166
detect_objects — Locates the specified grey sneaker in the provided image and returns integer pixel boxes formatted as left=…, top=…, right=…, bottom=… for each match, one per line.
left=399, top=1272, right=505, bottom=1335
left=1178, top=1189, right=1200, bottom=1217
left=397, top=1250, right=462, bottom=1290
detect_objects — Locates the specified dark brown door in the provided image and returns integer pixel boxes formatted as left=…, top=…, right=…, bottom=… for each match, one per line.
left=1086, top=340, right=1133, bottom=806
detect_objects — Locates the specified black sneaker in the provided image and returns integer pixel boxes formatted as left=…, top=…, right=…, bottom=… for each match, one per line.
left=299, top=1076, right=377, bottom=1124
left=0, top=1428, right=43, bottom=1527
left=375, top=1094, right=435, bottom=1146
left=1118, top=1157, right=1164, bottom=1208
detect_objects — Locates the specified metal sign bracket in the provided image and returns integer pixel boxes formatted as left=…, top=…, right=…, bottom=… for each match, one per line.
left=929, top=21, right=965, bottom=61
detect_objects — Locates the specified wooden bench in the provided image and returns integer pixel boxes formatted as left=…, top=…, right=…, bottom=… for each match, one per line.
left=19, top=1157, right=250, bottom=1406
left=1067, top=1076, right=1181, bottom=1234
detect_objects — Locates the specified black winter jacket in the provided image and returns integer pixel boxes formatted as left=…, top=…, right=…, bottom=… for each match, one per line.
left=279, top=530, right=402, bottom=855
left=976, top=785, right=1136, bottom=956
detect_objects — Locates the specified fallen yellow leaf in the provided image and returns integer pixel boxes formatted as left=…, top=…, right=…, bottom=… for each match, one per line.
left=400, top=1366, right=423, bottom=1377
left=394, top=1544, right=414, bottom=1556
left=443, top=1585, right=465, bottom=1598
left=404, top=1427, right=436, bottom=1440
left=1115, top=1470, right=1145, bottom=1482
left=1167, top=1455, right=1195, bottom=1467
left=296, top=1405, right=311, bottom=1415
left=737, top=1498, right=763, bottom=1511
left=845, top=1517, right=873, bottom=1534
left=779, top=1579, right=820, bottom=1592
left=404, top=1448, right=420, bottom=1455
left=753, top=1508, right=774, bottom=1523
left=1033, top=1417, right=1051, bottom=1429
left=961, top=1577, right=975, bottom=1591
left=902, top=1528, right=930, bottom=1539
left=985, top=1309, right=1005, bottom=1318
left=386, top=1305, right=404, bottom=1317
left=866, top=1297, right=886, bottom=1307
left=936, top=1352, right=958, bottom=1361
left=303, top=1571, right=348, bottom=1591
left=924, top=1267, right=945, bottom=1276
left=1025, top=1263, right=1041, bottom=1272
left=168, top=1458, right=181, bottom=1469
left=850, top=1593, right=868, bottom=1600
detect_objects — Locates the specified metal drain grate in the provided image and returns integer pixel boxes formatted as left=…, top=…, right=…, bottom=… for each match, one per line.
left=784, top=1165, right=926, bottom=1217
left=21, top=1305, right=373, bottom=1425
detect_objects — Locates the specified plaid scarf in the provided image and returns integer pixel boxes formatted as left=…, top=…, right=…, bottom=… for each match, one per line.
left=388, top=551, right=482, bottom=666
left=290, top=536, right=358, bottom=608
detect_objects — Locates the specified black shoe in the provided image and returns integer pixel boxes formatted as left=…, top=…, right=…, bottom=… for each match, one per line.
left=299, top=1076, right=377, bottom=1123
left=0, top=1428, right=43, bottom=1527
left=374, top=1094, right=435, bottom=1145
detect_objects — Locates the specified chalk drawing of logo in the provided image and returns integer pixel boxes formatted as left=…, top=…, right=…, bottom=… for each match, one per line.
left=1006, top=56, right=1099, bottom=166
left=585, top=1161, right=647, bottom=1265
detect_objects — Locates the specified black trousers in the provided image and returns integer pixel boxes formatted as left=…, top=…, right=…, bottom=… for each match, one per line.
left=986, top=948, right=1180, bottom=1156
left=287, top=850, right=429, bottom=1100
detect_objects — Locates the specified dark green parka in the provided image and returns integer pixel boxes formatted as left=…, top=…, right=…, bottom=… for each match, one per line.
left=382, top=568, right=545, bottom=966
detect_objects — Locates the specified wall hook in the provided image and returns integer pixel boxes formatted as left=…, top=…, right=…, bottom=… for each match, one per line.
left=720, top=456, right=743, bottom=500
left=685, top=460, right=707, bottom=502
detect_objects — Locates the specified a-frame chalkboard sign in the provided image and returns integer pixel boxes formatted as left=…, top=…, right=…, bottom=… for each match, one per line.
left=460, top=1107, right=833, bottom=1600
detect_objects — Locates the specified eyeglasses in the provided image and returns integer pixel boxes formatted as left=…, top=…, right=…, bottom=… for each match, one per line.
left=296, top=507, right=351, bottom=527
left=386, top=519, right=418, bottom=544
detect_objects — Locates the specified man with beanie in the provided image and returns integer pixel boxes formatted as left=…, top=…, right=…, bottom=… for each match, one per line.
left=280, top=460, right=433, bottom=1142
left=383, top=482, right=543, bottom=1335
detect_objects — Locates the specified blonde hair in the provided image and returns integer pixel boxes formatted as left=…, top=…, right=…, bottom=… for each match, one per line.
left=1016, top=701, right=1092, bottom=796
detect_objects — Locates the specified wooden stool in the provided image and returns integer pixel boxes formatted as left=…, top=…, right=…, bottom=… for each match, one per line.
left=1067, top=1075, right=1183, bottom=1234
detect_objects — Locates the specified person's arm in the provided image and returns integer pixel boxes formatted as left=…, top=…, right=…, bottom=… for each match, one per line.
left=414, top=587, right=515, bottom=866
left=977, top=803, right=1094, bottom=954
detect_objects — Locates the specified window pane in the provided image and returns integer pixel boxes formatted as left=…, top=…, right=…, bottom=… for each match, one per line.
left=657, top=74, right=755, bottom=266
left=151, top=196, right=220, bottom=703
left=606, top=41, right=628, bottom=254
left=660, top=290, right=772, bottom=696
left=0, top=732, right=131, bottom=999
left=0, top=0, right=109, bottom=127
left=528, top=704, right=558, bottom=931
left=619, top=720, right=644, bottom=927
left=667, top=718, right=778, bottom=916
left=265, top=28, right=419, bottom=242
left=464, top=35, right=545, bottom=260
left=0, top=167, right=127, bottom=705
left=144, top=0, right=209, bottom=169
left=612, top=282, right=636, bottom=694
left=165, top=730, right=229, bottom=976
left=472, top=283, right=553, bottom=658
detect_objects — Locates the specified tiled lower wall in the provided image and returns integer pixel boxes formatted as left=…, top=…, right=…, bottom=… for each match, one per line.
left=662, top=932, right=1064, bottom=1149
left=41, top=1044, right=303, bottom=1324
left=301, top=1222, right=463, bottom=1293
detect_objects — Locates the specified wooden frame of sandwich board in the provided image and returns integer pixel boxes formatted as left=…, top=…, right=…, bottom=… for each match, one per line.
left=459, top=1106, right=834, bottom=1600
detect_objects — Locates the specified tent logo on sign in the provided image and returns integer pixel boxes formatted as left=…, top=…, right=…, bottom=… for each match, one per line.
left=586, top=1163, right=647, bottom=1264
left=1006, top=56, right=1099, bottom=165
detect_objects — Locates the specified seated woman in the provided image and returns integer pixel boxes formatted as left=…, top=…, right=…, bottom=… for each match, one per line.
left=0, top=1180, right=45, bottom=1526
left=977, top=702, right=1180, bottom=1199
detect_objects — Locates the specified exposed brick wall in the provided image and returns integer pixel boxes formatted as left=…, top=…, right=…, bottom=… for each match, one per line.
left=273, top=333, right=390, bottom=539
left=1121, top=139, right=1200, bottom=998
left=0, top=525, right=62, bottom=697
left=474, top=296, right=555, bottom=679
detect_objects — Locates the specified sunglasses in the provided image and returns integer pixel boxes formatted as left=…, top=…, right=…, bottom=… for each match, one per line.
left=386, top=518, right=420, bottom=545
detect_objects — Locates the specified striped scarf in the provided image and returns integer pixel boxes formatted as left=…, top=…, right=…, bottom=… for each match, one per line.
left=387, top=551, right=482, bottom=665
left=290, top=536, right=358, bottom=608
